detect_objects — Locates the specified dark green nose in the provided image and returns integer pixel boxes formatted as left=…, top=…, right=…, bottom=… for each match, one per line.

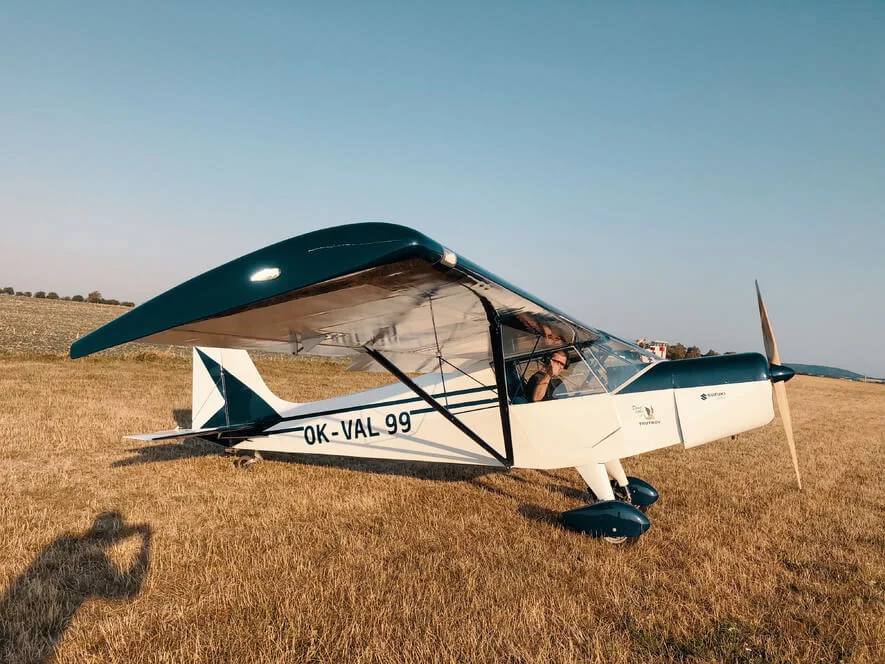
left=770, top=363, right=795, bottom=383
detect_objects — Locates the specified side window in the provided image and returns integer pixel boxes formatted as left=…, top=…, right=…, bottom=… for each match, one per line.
left=555, top=353, right=605, bottom=398
left=508, top=348, right=605, bottom=404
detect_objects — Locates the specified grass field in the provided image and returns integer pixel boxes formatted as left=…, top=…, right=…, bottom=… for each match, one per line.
left=0, top=297, right=882, bottom=663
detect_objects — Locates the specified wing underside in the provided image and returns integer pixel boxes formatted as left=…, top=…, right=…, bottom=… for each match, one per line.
left=71, top=223, right=604, bottom=371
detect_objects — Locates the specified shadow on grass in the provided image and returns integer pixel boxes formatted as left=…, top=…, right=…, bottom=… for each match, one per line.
left=112, top=437, right=507, bottom=483
left=280, top=453, right=503, bottom=482
left=118, top=410, right=573, bottom=530
left=112, top=437, right=221, bottom=467
left=113, top=407, right=218, bottom=467
left=469, top=476, right=574, bottom=531
left=534, top=469, right=590, bottom=501
left=0, top=512, right=151, bottom=664
left=516, top=503, right=565, bottom=527
left=116, top=438, right=577, bottom=532
left=172, top=408, right=192, bottom=428
left=118, top=407, right=585, bottom=534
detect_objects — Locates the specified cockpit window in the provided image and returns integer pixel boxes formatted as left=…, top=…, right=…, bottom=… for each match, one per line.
left=506, top=346, right=606, bottom=404
left=501, top=323, right=658, bottom=401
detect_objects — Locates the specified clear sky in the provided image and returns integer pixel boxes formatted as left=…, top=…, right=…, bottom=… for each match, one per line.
left=2, top=2, right=883, bottom=376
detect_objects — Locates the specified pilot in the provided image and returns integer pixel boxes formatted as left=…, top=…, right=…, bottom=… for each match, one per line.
left=525, top=349, right=568, bottom=402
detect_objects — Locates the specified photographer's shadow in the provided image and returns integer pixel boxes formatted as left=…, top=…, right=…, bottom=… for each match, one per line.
left=0, top=512, right=151, bottom=664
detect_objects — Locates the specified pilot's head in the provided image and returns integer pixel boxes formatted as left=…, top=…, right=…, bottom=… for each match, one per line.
left=546, top=349, right=568, bottom=377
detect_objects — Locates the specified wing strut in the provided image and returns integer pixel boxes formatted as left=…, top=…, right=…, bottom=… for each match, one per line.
left=363, top=347, right=512, bottom=468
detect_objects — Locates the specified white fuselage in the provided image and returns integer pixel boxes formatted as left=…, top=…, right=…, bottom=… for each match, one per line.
left=234, top=367, right=774, bottom=470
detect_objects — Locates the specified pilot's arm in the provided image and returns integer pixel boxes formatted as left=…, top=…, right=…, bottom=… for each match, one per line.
left=526, top=370, right=553, bottom=402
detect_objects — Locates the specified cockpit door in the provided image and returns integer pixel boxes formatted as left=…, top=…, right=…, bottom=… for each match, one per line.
left=508, top=394, right=621, bottom=469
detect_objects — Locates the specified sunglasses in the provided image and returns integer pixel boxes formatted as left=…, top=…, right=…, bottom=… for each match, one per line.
left=549, top=356, right=566, bottom=368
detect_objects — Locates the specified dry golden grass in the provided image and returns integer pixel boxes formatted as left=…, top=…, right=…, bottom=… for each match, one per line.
left=0, top=298, right=883, bottom=663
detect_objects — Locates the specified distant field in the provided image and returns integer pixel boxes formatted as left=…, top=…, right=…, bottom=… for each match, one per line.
left=0, top=296, right=882, bottom=663
left=789, top=363, right=885, bottom=384
left=0, top=295, right=170, bottom=358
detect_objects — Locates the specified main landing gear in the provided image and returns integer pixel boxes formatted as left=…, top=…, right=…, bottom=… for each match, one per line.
left=228, top=449, right=264, bottom=468
left=562, top=461, right=659, bottom=544
left=594, top=477, right=659, bottom=513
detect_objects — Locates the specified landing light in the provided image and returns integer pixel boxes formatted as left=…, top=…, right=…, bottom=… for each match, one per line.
left=250, top=267, right=281, bottom=282
left=441, top=248, right=457, bottom=267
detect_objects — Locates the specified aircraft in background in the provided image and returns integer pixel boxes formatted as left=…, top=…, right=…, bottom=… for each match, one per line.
left=71, top=223, right=800, bottom=543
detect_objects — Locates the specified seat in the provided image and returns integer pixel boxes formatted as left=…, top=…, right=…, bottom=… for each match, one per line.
left=505, top=362, right=527, bottom=404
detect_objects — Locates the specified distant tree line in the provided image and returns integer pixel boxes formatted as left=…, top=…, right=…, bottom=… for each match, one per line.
left=1, top=287, right=134, bottom=307
left=638, top=340, right=735, bottom=360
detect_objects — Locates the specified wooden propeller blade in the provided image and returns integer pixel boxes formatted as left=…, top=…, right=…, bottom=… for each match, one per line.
left=756, top=281, right=801, bottom=490
left=756, top=280, right=780, bottom=365
left=773, top=380, right=802, bottom=490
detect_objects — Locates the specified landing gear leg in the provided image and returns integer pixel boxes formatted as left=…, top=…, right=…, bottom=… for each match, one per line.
left=605, top=459, right=631, bottom=504
left=576, top=462, right=615, bottom=502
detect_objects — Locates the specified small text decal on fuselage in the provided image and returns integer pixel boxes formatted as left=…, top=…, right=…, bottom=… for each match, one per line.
left=632, top=404, right=661, bottom=426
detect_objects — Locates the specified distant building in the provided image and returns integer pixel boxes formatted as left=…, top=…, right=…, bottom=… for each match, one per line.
left=636, top=338, right=668, bottom=360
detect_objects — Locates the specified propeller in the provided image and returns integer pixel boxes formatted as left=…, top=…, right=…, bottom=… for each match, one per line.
left=755, top=281, right=802, bottom=490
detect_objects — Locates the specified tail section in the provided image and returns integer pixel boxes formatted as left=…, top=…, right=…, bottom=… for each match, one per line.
left=192, top=347, right=296, bottom=429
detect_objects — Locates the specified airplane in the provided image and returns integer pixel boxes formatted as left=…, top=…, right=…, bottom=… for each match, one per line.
left=71, top=222, right=801, bottom=543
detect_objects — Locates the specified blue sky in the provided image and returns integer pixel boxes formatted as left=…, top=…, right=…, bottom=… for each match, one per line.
left=2, top=2, right=883, bottom=376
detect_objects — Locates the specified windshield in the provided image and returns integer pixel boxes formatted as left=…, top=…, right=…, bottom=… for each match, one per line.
left=579, top=335, right=658, bottom=391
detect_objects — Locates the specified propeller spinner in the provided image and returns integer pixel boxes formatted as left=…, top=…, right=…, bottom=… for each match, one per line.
left=756, top=281, right=802, bottom=490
